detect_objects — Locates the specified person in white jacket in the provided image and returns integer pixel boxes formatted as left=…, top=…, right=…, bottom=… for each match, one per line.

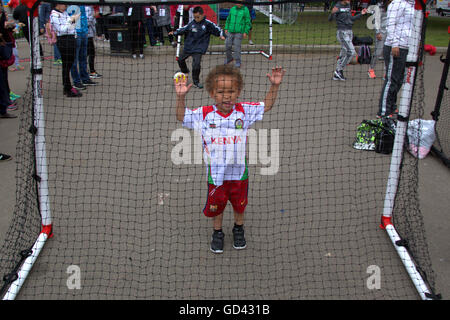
left=50, top=4, right=82, bottom=97
left=377, top=0, right=414, bottom=118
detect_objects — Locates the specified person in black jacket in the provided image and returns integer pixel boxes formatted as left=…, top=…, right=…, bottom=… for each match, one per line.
left=170, top=6, right=224, bottom=89
left=13, top=2, right=43, bottom=56
left=127, top=5, right=146, bottom=59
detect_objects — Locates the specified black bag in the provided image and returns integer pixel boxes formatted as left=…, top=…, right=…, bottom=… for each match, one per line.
left=375, top=119, right=396, bottom=154
left=352, top=36, right=373, bottom=46
left=357, top=45, right=372, bottom=65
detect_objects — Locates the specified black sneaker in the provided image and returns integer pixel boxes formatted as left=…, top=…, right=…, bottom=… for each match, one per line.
left=0, top=112, right=18, bottom=119
left=210, top=230, right=224, bottom=254
left=89, top=72, right=103, bottom=79
left=333, top=70, right=346, bottom=81
left=232, top=225, right=247, bottom=250
left=193, top=82, right=204, bottom=89
left=0, top=153, right=12, bottom=161
left=82, top=79, right=97, bottom=86
left=64, top=87, right=83, bottom=97
left=73, top=83, right=87, bottom=90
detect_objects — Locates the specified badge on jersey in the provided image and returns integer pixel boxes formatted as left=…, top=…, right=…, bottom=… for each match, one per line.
left=235, top=119, right=244, bottom=129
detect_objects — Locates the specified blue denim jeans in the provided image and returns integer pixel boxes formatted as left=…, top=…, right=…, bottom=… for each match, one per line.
left=54, top=44, right=61, bottom=61
left=71, top=35, right=89, bottom=84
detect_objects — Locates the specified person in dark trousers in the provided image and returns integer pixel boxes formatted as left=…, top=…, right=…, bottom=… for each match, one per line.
left=170, top=6, right=225, bottom=89
left=50, top=4, right=82, bottom=97
left=0, top=7, right=18, bottom=117
left=377, top=0, right=414, bottom=118
left=143, top=5, right=157, bottom=47
left=0, top=34, right=17, bottom=118
left=127, top=5, right=146, bottom=59
left=86, top=5, right=101, bottom=78
left=153, top=4, right=175, bottom=47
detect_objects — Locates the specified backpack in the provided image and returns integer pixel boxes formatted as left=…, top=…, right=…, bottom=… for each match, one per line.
left=353, top=119, right=383, bottom=151
left=357, top=45, right=372, bottom=65
left=353, top=119, right=395, bottom=153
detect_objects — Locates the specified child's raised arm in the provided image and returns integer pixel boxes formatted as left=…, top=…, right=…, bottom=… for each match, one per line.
left=174, top=75, right=193, bottom=122
left=264, top=66, right=286, bottom=113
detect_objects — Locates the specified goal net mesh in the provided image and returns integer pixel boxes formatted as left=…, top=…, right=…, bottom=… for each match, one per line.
left=0, top=0, right=436, bottom=299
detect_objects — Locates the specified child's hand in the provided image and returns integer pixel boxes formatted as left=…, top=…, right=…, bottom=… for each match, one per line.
left=220, top=35, right=225, bottom=41
left=174, top=75, right=192, bottom=97
left=266, top=66, right=285, bottom=85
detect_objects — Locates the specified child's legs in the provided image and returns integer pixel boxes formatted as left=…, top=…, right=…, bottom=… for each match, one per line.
left=234, top=211, right=244, bottom=226
left=146, top=18, right=156, bottom=45
left=165, top=25, right=174, bottom=43
left=213, top=214, right=224, bottom=231
left=70, top=37, right=82, bottom=84
left=191, top=53, right=202, bottom=83
left=87, top=37, right=95, bottom=73
left=53, top=44, right=61, bottom=61
left=204, top=183, right=228, bottom=229
left=225, top=33, right=234, bottom=62
left=229, top=179, right=248, bottom=225
left=12, top=47, right=19, bottom=66
left=77, top=36, right=90, bottom=82
left=211, top=211, right=244, bottom=230
left=336, top=30, right=355, bottom=71
left=232, top=33, right=243, bottom=67
left=370, top=33, right=385, bottom=69
left=177, top=52, right=190, bottom=74
left=379, top=45, right=408, bottom=116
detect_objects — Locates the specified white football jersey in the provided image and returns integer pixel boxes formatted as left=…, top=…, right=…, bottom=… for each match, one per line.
left=183, top=102, right=265, bottom=186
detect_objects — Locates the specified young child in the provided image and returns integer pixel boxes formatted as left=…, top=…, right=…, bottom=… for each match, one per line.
left=329, top=0, right=368, bottom=81
left=174, top=64, right=285, bottom=253
left=169, top=6, right=225, bottom=89
left=224, top=1, right=252, bottom=68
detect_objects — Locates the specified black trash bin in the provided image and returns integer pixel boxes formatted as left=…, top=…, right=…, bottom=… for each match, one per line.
left=107, top=13, right=132, bottom=55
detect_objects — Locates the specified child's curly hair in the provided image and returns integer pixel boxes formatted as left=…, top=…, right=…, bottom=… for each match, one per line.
left=205, top=65, right=244, bottom=94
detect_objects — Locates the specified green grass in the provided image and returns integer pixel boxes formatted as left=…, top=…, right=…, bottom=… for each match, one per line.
left=425, top=16, right=449, bottom=47
left=211, top=12, right=449, bottom=47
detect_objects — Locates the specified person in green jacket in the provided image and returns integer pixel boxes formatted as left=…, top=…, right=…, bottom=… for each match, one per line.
left=224, top=2, right=251, bottom=68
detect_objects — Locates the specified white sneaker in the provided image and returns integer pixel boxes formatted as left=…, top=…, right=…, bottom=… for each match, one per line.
left=132, top=54, right=137, bottom=59
left=139, top=54, right=144, bottom=59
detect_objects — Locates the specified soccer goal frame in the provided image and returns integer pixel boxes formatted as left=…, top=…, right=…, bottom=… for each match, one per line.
left=378, top=0, right=440, bottom=300
left=1, top=0, right=53, bottom=300
left=0, top=0, right=439, bottom=300
left=175, top=1, right=273, bottom=61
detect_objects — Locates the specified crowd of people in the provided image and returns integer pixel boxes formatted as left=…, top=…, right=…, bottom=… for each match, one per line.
left=329, top=0, right=415, bottom=122
left=0, top=1, right=254, bottom=160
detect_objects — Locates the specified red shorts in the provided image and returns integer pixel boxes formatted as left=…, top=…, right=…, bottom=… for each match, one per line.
left=203, top=180, right=248, bottom=217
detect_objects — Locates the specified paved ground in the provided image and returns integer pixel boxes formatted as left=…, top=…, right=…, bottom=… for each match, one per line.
left=0, top=38, right=448, bottom=299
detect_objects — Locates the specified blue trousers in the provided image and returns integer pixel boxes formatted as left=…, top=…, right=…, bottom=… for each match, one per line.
left=71, top=35, right=90, bottom=84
